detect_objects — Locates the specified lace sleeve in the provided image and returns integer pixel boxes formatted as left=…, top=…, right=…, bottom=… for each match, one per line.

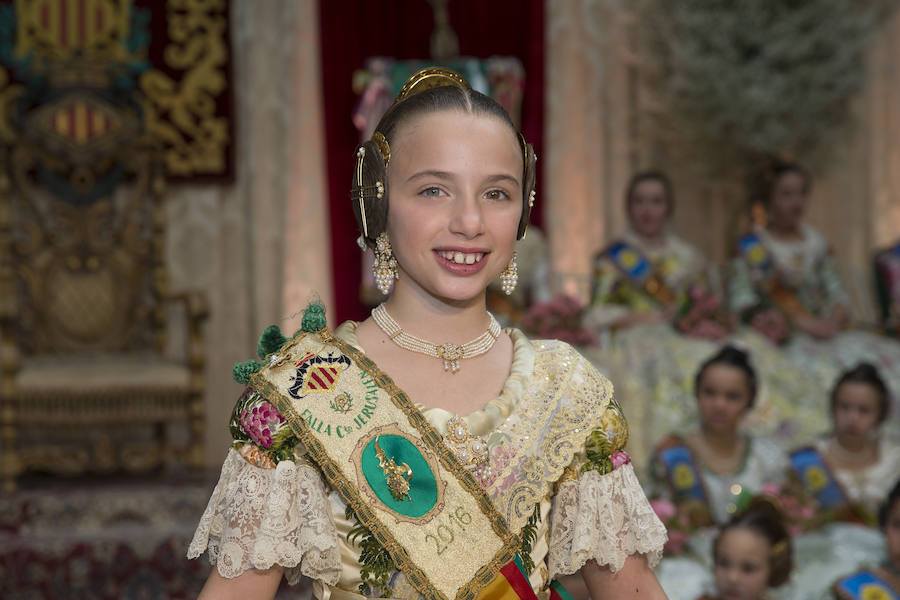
left=547, top=464, right=667, bottom=579
left=187, top=448, right=342, bottom=585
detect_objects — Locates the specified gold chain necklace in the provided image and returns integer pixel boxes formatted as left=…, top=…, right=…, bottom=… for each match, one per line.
left=372, top=304, right=501, bottom=373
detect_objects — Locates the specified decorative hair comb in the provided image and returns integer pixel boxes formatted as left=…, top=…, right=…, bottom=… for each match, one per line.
left=394, top=66, right=471, bottom=105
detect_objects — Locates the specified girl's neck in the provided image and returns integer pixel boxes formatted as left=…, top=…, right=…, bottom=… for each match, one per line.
left=629, top=227, right=666, bottom=248
left=765, top=221, right=803, bottom=240
left=830, top=435, right=878, bottom=465
left=699, top=427, right=741, bottom=454
left=381, top=285, right=490, bottom=344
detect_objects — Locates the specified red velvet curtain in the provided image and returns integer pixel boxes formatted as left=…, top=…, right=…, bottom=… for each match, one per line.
left=319, top=0, right=545, bottom=324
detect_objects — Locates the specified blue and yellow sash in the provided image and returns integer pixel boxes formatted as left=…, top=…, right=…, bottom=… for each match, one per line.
left=656, top=438, right=713, bottom=525
left=789, top=446, right=848, bottom=510
left=251, top=327, right=537, bottom=600
left=737, top=233, right=773, bottom=273
left=833, top=568, right=900, bottom=600
left=738, top=232, right=811, bottom=318
left=605, top=240, right=676, bottom=305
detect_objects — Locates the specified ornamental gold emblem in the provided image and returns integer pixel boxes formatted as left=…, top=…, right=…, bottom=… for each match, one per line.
left=374, top=437, right=413, bottom=502
left=804, top=465, right=828, bottom=492
left=673, top=463, right=696, bottom=489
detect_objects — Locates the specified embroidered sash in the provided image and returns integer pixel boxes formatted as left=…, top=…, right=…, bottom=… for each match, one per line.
left=833, top=568, right=900, bottom=600
left=605, top=240, right=677, bottom=306
left=249, top=328, right=533, bottom=600
left=737, top=233, right=810, bottom=318
left=789, top=446, right=848, bottom=510
left=656, top=438, right=713, bottom=526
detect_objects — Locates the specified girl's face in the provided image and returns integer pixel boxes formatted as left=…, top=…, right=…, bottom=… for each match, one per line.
left=714, top=528, right=772, bottom=600
left=385, top=111, right=522, bottom=306
left=767, top=171, right=807, bottom=231
left=886, top=500, right=900, bottom=570
left=696, top=364, right=752, bottom=436
left=627, top=180, right=670, bottom=239
left=832, top=381, right=882, bottom=445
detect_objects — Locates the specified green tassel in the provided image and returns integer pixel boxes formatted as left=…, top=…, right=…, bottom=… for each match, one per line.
left=301, top=302, right=327, bottom=333
left=257, top=324, right=287, bottom=359
left=518, top=502, right=542, bottom=576
left=233, top=359, right=262, bottom=384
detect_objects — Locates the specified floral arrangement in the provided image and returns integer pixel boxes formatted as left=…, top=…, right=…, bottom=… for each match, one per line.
left=673, top=284, right=736, bottom=340
left=522, top=294, right=597, bottom=346
left=649, top=497, right=707, bottom=555
left=757, top=481, right=822, bottom=535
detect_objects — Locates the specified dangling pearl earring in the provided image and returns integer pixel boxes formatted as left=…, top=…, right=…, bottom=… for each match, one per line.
left=499, top=251, right=518, bottom=295
left=372, top=232, right=399, bottom=295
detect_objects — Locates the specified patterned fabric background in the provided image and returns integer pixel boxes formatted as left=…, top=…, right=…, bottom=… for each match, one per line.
left=0, top=0, right=233, bottom=183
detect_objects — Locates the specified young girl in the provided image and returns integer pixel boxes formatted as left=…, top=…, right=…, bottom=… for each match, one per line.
left=790, top=363, right=900, bottom=522
left=700, top=501, right=793, bottom=600
left=188, top=67, right=667, bottom=600
left=831, top=479, right=900, bottom=599
left=650, top=345, right=788, bottom=526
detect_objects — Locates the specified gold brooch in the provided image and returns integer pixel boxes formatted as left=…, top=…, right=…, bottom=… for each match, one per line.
left=374, top=437, right=412, bottom=501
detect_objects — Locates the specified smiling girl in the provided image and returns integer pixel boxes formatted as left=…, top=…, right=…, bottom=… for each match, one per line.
left=188, top=68, right=668, bottom=600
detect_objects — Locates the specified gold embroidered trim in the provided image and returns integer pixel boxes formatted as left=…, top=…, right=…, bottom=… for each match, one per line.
left=485, top=342, right=615, bottom=531
left=250, top=330, right=521, bottom=600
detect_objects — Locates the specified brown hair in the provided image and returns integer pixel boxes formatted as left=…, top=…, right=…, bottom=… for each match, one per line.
left=879, top=478, right=900, bottom=530
left=713, top=500, right=793, bottom=587
left=764, top=160, right=811, bottom=205
left=351, top=84, right=537, bottom=249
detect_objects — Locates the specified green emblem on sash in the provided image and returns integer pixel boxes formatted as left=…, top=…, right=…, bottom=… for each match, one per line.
left=359, top=433, right=439, bottom=516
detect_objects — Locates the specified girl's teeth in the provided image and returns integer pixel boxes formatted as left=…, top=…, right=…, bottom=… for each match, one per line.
left=440, top=251, right=483, bottom=264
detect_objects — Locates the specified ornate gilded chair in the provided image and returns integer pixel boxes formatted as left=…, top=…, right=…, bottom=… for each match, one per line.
left=0, top=80, right=208, bottom=491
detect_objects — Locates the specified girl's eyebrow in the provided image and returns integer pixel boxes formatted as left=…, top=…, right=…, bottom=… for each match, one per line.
left=483, top=173, right=521, bottom=187
left=406, top=170, right=520, bottom=186
left=406, top=170, right=455, bottom=183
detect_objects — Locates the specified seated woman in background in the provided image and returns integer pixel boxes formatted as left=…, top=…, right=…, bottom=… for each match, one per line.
left=790, top=363, right=900, bottom=524
left=584, top=172, right=826, bottom=470
left=648, top=346, right=787, bottom=527
left=586, top=170, right=706, bottom=332
left=730, top=160, right=900, bottom=435
left=832, top=478, right=900, bottom=599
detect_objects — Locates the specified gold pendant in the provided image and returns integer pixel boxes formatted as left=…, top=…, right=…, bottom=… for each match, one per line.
left=374, top=437, right=413, bottom=501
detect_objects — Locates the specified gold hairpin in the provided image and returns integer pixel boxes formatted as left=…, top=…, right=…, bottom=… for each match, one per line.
left=771, top=539, right=789, bottom=557
left=372, top=131, right=391, bottom=166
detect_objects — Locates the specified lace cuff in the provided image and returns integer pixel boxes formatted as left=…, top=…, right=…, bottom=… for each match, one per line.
left=187, top=448, right=341, bottom=585
left=547, top=464, right=667, bottom=578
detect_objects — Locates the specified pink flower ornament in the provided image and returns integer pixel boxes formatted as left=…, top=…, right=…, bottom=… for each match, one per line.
left=239, top=401, right=285, bottom=448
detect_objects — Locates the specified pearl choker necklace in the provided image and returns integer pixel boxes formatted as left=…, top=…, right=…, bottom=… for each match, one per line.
left=372, top=304, right=501, bottom=373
